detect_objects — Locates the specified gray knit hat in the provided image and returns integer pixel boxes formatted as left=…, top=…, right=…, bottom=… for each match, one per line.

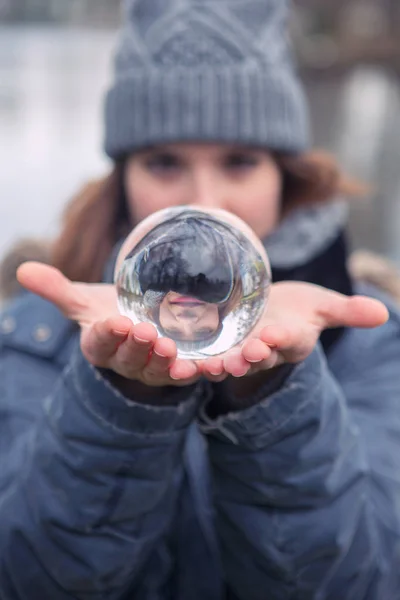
left=104, top=0, right=311, bottom=158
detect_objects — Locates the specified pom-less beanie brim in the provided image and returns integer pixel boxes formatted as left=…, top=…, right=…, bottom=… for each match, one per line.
left=104, top=66, right=310, bottom=158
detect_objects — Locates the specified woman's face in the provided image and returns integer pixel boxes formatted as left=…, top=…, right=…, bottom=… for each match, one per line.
left=124, top=143, right=282, bottom=240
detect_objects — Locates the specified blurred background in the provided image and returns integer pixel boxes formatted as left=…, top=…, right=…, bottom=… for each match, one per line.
left=1, top=0, right=400, bottom=264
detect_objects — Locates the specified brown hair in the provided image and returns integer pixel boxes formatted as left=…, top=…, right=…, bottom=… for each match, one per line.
left=51, top=151, right=366, bottom=284
left=0, top=238, right=52, bottom=302
left=277, top=150, right=367, bottom=216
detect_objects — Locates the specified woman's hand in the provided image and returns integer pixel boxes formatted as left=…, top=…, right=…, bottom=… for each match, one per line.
left=17, top=262, right=200, bottom=386
left=17, top=264, right=389, bottom=385
left=200, top=281, right=389, bottom=380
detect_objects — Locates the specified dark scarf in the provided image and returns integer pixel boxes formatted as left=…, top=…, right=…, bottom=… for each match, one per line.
left=271, top=229, right=353, bottom=354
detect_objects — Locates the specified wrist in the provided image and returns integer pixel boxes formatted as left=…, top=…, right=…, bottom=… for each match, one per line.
left=209, top=364, right=295, bottom=418
left=100, top=368, right=198, bottom=407
left=72, top=347, right=201, bottom=434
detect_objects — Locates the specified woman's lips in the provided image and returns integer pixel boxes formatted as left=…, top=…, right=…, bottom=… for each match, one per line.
left=170, top=296, right=204, bottom=306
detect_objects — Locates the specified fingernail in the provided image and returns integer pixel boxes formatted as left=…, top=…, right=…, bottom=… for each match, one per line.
left=208, top=369, right=223, bottom=376
left=154, top=350, right=168, bottom=358
left=170, top=373, right=180, bottom=380
left=113, top=329, right=128, bottom=337
left=134, top=335, right=151, bottom=343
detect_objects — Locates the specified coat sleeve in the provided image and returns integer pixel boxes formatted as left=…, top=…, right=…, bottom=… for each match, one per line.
left=0, top=345, right=202, bottom=600
left=200, top=316, right=400, bottom=600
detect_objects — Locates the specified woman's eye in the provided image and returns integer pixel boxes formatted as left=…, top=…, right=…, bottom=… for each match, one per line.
left=164, top=328, right=180, bottom=336
left=144, top=154, right=182, bottom=173
left=193, top=329, right=215, bottom=339
left=223, top=154, right=259, bottom=171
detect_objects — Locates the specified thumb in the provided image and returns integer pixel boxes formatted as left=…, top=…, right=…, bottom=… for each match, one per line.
left=17, top=262, right=87, bottom=320
left=319, top=294, right=389, bottom=330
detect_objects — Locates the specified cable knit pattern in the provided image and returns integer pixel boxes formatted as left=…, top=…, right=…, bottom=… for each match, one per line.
left=104, top=0, right=310, bottom=157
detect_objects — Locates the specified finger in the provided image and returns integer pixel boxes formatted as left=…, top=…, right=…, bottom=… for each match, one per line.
left=169, top=358, right=199, bottom=381
left=203, top=372, right=229, bottom=383
left=143, top=337, right=177, bottom=379
left=132, top=322, right=160, bottom=344
left=223, top=350, right=251, bottom=378
left=259, top=324, right=312, bottom=363
left=245, top=350, right=282, bottom=375
left=318, top=295, right=389, bottom=329
left=17, top=262, right=87, bottom=320
left=81, top=317, right=132, bottom=365
left=259, top=323, right=304, bottom=350
left=201, top=357, right=224, bottom=377
left=200, top=357, right=228, bottom=382
left=114, top=325, right=158, bottom=375
left=241, top=338, right=271, bottom=363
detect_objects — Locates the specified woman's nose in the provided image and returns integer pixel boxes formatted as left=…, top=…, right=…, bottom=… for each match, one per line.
left=178, top=322, right=196, bottom=338
left=188, top=171, right=225, bottom=210
left=177, top=311, right=197, bottom=320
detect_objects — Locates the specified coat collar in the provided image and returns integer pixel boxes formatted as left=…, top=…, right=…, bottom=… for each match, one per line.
left=264, top=199, right=348, bottom=269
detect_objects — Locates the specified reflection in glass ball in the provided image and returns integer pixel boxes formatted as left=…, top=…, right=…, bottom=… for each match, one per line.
left=115, top=206, right=271, bottom=360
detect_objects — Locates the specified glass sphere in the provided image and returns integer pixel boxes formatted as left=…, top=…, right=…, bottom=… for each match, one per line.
left=115, top=206, right=271, bottom=360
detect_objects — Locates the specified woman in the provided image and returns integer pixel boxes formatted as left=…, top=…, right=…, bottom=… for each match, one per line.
left=1, top=1, right=399, bottom=598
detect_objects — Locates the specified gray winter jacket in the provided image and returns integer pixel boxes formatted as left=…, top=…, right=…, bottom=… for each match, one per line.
left=0, top=273, right=400, bottom=599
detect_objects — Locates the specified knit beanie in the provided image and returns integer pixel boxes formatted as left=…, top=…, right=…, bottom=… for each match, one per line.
left=104, top=0, right=310, bottom=158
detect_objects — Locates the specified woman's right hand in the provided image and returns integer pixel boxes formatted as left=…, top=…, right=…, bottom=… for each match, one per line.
left=17, top=262, right=200, bottom=387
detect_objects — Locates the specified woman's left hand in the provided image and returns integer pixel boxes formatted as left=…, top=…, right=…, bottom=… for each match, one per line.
left=200, top=281, right=389, bottom=380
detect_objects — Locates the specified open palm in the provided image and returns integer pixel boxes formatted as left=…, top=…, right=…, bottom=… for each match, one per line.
left=200, top=281, right=389, bottom=378
left=17, top=262, right=200, bottom=386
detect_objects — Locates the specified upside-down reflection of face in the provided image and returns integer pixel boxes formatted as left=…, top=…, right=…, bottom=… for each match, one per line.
left=159, top=292, right=220, bottom=341
left=115, top=206, right=272, bottom=359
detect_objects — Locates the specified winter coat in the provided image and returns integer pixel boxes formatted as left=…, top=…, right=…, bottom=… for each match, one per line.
left=0, top=240, right=400, bottom=599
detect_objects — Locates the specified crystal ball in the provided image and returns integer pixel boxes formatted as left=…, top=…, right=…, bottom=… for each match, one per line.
left=114, top=206, right=271, bottom=360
